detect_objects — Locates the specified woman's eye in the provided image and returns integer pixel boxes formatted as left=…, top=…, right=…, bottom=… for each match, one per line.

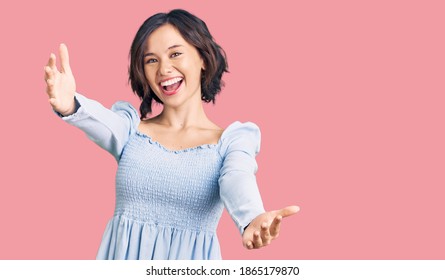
left=146, top=58, right=157, bottom=64
left=171, top=52, right=182, bottom=58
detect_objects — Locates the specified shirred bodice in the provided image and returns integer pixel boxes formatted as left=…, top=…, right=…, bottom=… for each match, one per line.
left=115, top=131, right=224, bottom=232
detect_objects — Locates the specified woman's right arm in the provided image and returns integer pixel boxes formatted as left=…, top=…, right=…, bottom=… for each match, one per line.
left=44, top=44, right=140, bottom=161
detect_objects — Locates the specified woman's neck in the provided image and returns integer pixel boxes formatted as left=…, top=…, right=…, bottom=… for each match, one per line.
left=155, top=102, right=211, bottom=129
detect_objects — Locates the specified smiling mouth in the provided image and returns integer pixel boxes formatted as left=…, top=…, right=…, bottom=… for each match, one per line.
left=160, top=77, right=183, bottom=93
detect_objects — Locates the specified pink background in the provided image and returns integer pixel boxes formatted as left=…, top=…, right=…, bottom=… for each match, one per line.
left=1, top=0, right=444, bottom=259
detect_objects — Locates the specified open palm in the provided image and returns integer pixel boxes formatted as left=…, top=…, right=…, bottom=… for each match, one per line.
left=242, top=205, right=300, bottom=249
left=44, top=44, right=76, bottom=116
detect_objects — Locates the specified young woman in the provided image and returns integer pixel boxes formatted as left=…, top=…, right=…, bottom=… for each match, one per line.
left=43, top=9, right=299, bottom=260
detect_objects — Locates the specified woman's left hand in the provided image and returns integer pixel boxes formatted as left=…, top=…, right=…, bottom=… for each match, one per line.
left=242, top=205, right=300, bottom=249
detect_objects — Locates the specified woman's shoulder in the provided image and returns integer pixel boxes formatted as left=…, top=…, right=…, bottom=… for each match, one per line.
left=218, top=121, right=261, bottom=157
left=221, top=121, right=260, bottom=135
left=109, top=100, right=140, bottom=132
left=110, top=99, right=139, bottom=118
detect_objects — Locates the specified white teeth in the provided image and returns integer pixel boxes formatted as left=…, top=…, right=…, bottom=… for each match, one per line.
left=160, top=77, right=183, bottom=86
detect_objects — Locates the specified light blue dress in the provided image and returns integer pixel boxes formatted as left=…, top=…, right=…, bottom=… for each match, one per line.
left=60, top=93, right=265, bottom=260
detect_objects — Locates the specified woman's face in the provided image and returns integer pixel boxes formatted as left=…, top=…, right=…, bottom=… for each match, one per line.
left=144, top=24, right=205, bottom=108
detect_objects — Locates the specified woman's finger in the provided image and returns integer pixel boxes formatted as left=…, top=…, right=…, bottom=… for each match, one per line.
left=260, top=222, right=271, bottom=244
left=44, top=65, right=55, bottom=79
left=59, top=43, right=71, bottom=74
left=269, top=215, right=282, bottom=237
left=46, top=53, right=54, bottom=68
left=48, top=53, right=59, bottom=73
left=245, top=241, right=254, bottom=250
left=44, top=66, right=54, bottom=87
left=44, top=66, right=59, bottom=101
left=44, top=66, right=50, bottom=81
left=253, top=231, right=263, bottom=248
left=277, top=205, right=300, bottom=218
left=45, top=53, right=56, bottom=81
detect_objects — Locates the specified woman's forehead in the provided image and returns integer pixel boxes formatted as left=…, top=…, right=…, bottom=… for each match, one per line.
left=145, top=24, right=189, bottom=52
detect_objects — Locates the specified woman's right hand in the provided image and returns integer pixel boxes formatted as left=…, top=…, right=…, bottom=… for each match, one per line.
left=44, top=43, right=76, bottom=116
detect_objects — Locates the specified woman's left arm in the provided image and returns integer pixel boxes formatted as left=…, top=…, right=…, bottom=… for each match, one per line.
left=219, top=122, right=300, bottom=249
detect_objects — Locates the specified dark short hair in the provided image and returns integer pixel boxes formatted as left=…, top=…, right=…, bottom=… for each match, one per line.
left=128, top=9, right=228, bottom=119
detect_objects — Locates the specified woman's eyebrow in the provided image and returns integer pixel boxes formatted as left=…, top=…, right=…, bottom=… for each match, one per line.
left=168, top=44, right=184, bottom=50
left=144, top=45, right=184, bottom=57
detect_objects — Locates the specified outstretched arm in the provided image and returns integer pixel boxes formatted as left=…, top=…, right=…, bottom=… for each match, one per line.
left=43, top=44, right=140, bottom=161
left=242, top=205, right=299, bottom=249
left=44, top=43, right=77, bottom=116
left=218, top=123, right=300, bottom=249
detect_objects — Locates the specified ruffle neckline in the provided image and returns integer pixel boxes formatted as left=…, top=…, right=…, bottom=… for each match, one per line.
left=135, top=131, right=221, bottom=154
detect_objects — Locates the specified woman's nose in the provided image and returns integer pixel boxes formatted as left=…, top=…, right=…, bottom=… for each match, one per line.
left=159, top=59, right=173, bottom=75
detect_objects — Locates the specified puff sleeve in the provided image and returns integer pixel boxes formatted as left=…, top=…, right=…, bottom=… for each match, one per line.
left=218, top=121, right=266, bottom=235
left=56, top=92, right=140, bottom=161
